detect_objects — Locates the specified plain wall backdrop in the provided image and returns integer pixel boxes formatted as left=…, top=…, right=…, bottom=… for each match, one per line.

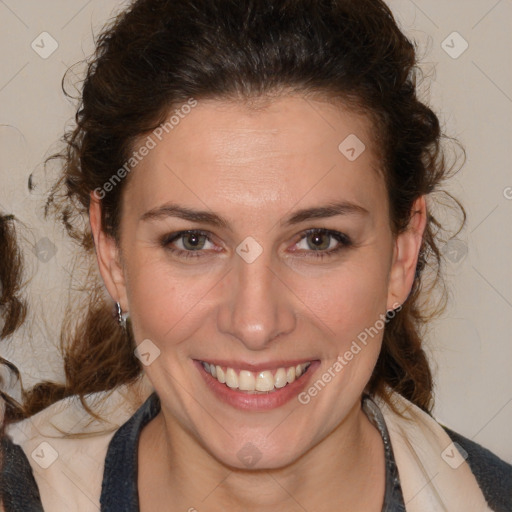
left=0, top=0, right=511, bottom=461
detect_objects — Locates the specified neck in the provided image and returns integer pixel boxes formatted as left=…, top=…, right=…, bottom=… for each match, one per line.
left=138, top=398, right=385, bottom=512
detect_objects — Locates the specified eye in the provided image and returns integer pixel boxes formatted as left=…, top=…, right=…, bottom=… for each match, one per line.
left=160, top=228, right=352, bottom=261
left=292, top=228, right=352, bottom=258
left=161, top=230, right=217, bottom=258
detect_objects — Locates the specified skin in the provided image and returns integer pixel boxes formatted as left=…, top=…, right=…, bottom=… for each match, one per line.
left=90, top=94, right=426, bottom=511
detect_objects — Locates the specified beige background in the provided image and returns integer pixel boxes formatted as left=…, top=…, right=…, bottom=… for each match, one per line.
left=0, top=0, right=511, bottom=461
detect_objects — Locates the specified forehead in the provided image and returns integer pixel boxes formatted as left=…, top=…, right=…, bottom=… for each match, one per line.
left=123, top=95, right=387, bottom=220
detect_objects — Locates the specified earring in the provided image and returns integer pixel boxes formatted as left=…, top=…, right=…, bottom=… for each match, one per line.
left=385, top=303, right=402, bottom=320
left=116, top=302, right=128, bottom=329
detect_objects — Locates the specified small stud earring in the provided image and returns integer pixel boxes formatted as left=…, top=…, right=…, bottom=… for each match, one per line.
left=116, top=302, right=128, bottom=329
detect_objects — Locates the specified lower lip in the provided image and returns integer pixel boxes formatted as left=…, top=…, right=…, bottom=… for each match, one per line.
left=194, top=360, right=320, bottom=411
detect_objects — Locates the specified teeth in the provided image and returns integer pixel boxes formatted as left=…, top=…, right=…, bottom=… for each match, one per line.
left=274, top=368, right=287, bottom=388
left=216, top=366, right=226, bottom=383
left=226, top=368, right=238, bottom=389
left=239, top=370, right=255, bottom=391
left=255, top=371, right=274, bottom=392
left=201, top=361, right=312, bottom=392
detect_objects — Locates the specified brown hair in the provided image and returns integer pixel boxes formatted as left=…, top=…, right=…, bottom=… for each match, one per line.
left=0, top=215, right=28, bottom=430
left=3, top=0, right=465, bottom=424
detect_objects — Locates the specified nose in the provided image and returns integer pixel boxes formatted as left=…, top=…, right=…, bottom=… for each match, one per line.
left=216, top=248, right=297, bottom=351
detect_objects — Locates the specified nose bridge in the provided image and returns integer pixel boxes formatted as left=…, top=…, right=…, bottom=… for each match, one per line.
left=217, top=249, right=296, bottom=350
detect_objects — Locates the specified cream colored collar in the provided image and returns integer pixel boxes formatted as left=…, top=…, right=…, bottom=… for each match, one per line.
left=7, top=383, right=491, bottom=511
left=373, top=391, right=491, bottom=511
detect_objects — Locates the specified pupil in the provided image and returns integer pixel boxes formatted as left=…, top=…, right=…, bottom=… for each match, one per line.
left=185, top=233, right=202, bottom=249
left=309, top=233, right=327, bottom=250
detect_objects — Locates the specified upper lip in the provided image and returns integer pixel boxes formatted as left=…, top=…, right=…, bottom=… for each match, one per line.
left=196, top=359, right=317, bottom=372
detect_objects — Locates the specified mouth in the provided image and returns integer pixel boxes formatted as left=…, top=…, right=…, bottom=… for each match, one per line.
left=194, top=359, right=320, bottom=410
left=201, top=360, right=312, bottom=392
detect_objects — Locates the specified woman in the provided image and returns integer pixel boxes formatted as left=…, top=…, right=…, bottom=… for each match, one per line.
left=1, top=0, right=511, bottom=510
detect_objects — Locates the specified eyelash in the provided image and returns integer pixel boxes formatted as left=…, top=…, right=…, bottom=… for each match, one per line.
left=160, top=228, right=353, bottom=260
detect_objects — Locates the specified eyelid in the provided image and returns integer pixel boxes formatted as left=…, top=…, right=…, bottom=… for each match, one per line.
left=162, top=229, right=213, bottom=245
left=294, top=228, right=351, bottom=245
left=289, top=228, right=352, bottom=255
left=160, top=229, right=221, bottom=259
left=161, top=228, right=352, bottom=260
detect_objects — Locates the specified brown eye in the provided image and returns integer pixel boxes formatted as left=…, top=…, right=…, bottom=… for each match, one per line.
left=292, top=229, right=352, bottom=259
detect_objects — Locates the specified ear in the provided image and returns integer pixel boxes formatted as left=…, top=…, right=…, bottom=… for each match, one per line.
left=387, top=196, right=427, bottom=310
left=89, top=193, right=129, bottom=312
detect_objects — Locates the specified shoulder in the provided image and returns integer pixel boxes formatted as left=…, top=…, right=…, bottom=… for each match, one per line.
left=373, top=389, right=511, bottom=512
left=442, top=426, right=512, bottom=512
left=0, top=435, right=44, bottom=511
left=1, top=382, right=152, bottom=511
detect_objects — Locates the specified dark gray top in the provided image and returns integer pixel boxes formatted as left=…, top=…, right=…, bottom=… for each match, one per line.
left=1, top=392, right=511, bottom=511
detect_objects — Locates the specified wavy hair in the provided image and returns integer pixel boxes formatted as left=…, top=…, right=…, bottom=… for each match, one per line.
left=0, top=215, right=28, bottom=430
left=2, top=0, right=465, bottom=424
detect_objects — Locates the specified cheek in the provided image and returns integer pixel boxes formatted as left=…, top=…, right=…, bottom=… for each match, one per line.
left=290, top=256, right=391, bottom=339
left=123, top=252, right=218, bottom=347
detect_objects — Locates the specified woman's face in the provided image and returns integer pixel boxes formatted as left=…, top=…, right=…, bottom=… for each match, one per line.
left=92, top=94, right=424, bottom=469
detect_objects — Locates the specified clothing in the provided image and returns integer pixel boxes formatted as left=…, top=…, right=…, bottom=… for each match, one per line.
left=1, top=385, right=511, bottom=511
left=99, top=391, right=407, bottom=511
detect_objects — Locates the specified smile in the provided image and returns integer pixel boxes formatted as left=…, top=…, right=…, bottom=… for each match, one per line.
left=200, top=361, right=312, bottom=393
left=194, top=358, right=319, bottom=411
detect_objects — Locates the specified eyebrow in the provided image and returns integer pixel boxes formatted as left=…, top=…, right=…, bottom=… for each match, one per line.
left=140, top=200, right=369, bottom=228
